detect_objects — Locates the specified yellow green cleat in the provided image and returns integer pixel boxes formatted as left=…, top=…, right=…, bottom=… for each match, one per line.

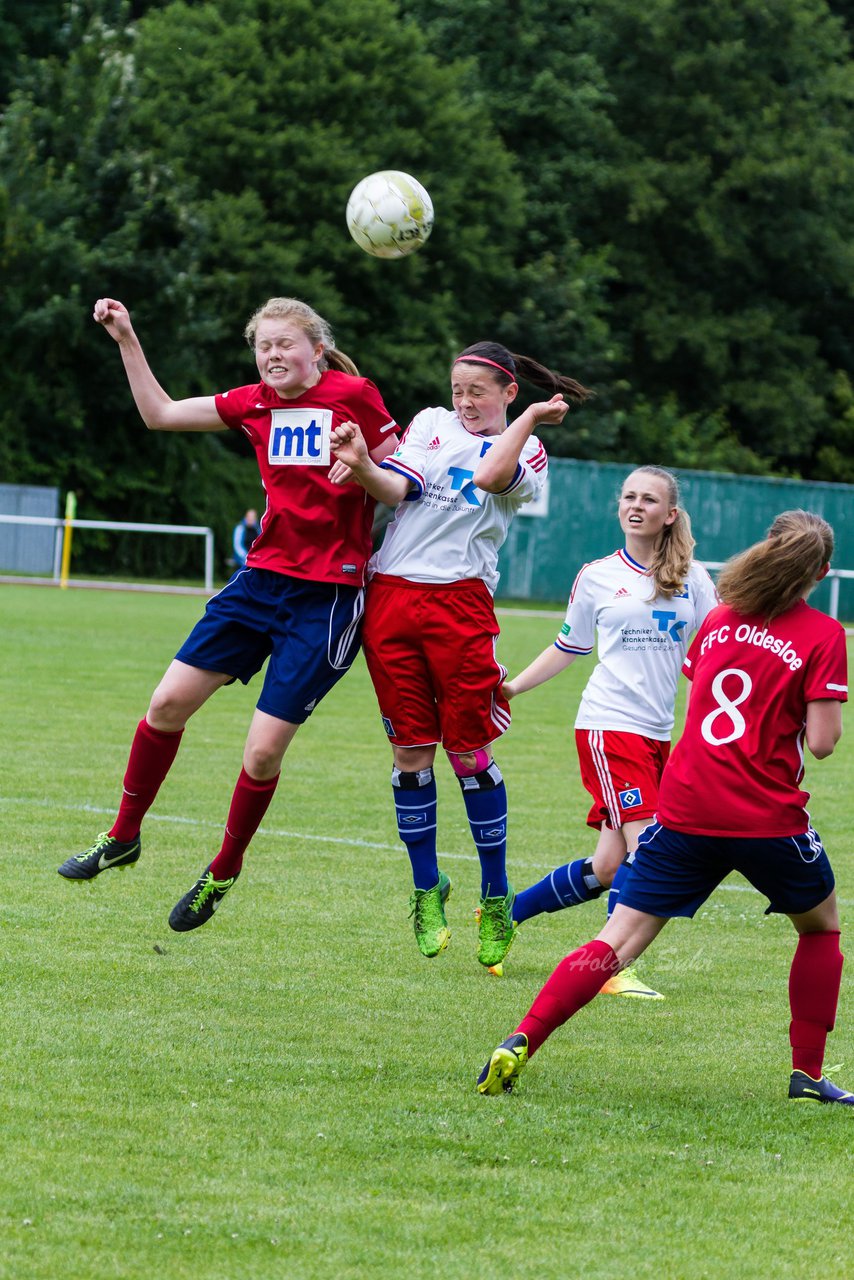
left=477, top=1033, right=529, bottom=1095
left=599, top=964, right=664, bottom=1000
left=409, top=871, right=452, bottom=958
left=476, top=885, right=517, bottom=969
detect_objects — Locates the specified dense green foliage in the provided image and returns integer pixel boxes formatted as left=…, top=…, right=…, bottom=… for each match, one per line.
left=404, top=0, right=854, bottom=475
left=2, top=0, right=854, bottom=571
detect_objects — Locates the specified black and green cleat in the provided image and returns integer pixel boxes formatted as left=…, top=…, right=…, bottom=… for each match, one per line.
left=58, top=831, right=141, bottom=880
left=168, top=864, right=240, bottom=932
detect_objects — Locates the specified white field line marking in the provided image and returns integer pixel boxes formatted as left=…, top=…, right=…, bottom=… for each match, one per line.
left=7, top=796, right=852, bottom=904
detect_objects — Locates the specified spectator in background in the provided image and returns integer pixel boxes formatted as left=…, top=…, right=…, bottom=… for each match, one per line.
left=233, top=508, right=260, bottom=568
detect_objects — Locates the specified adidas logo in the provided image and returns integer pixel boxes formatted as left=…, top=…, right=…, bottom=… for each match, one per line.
left=427, top=436, right=441, bottom=450
left=614, top=587, right=629, bottom=598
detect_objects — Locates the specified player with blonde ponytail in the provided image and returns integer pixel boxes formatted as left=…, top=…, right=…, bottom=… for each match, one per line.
left=59, top=295, right=398, bottom=933
left=476, top=510, right=851, bottom=1107
left=502, top=465, right=718, bottom=995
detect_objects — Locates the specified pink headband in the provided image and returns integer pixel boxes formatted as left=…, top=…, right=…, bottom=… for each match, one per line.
left=453, top=355, right=516, bottom=381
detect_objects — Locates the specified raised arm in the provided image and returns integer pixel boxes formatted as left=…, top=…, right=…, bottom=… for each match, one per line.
left=503, top=641, right=578, bottom=699
left=94, top=298, right=224, bottom=432
left=330, top=421, right=412, bottom=505
left=474, top=394, right=569, bottom=493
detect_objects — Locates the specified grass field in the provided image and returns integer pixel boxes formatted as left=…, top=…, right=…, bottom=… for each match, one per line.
left=1, top=584, right=852, bottom=1280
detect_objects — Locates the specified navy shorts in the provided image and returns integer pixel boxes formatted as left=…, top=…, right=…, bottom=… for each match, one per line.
left=175, top=567, right=365, bottom=724
left=621, top=822, right=835, bottom=918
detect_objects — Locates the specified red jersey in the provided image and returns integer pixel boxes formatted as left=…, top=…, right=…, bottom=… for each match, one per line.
left=215, top=370, right=397, bottom=585
left=658, top=599, right=848, bottom=837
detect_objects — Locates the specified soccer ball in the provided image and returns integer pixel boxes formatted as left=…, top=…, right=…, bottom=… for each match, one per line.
left=346, top=170, right=434, bottom=259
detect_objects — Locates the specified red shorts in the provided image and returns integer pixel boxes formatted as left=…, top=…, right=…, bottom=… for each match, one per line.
left=362, top=574, right=511, bottom=753
left=575, top=729, right=670, bottom=831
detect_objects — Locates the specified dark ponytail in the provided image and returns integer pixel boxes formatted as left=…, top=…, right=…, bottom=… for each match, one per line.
left=453, top=341, right=593, bottom=404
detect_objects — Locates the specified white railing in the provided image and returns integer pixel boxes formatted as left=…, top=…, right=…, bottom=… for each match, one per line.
left=700, top=561, right=854, bottom=622
left=0, top=514, right=215, bottom=593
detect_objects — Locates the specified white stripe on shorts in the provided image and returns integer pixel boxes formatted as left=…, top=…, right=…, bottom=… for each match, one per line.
left=588, top=729, right=622, bottom=829
left=329, top=586, right=366, bottom=670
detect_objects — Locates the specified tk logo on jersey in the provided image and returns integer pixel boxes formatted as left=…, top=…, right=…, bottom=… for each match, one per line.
left=652, top=609, right=687, bottom=642
left=446, top=443, right=491, bottom=507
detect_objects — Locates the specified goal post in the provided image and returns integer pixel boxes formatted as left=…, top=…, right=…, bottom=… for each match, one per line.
left=0, top=514, right=215, bottom=593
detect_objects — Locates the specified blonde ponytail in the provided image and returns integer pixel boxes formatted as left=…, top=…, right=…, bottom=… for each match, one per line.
left=717, top=510, right=834, bottom=621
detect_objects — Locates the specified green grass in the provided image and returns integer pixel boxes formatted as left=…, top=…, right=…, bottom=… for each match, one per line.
left=1, top=585, right=852, bottom=1280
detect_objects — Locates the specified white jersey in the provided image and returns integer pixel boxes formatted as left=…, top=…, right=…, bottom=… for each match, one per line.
left=556, top=548, right=719, bottom=739
left=371, top=405, right=547, bottom=593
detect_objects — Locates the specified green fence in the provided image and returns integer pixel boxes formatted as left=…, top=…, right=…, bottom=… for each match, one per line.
left=497, top=460, right=854, bottom=619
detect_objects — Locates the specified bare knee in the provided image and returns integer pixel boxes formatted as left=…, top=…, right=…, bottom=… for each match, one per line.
left=147, top=683, right=193, bottom=732
left=243, top=740, right=286, bottom=779
left=394, top=745, right=437, bottom=772
left=590, top=846, right=624, bottom=887
left=243, top=712, right=300, bottom=779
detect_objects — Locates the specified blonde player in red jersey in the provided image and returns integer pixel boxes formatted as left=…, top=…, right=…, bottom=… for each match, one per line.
left=330, top=342, right=591, bottom=969
left=58, top=296, right=398, bottom=931
left=477, top=510, right=852, bottom=1106
left=503, top=466, right=718, bottom=996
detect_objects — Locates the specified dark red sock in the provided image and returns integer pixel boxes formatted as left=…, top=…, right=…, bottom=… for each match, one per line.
left=517, top=939, right=620, bottom=1055
left=209, top=768, right=280, bottom=879
left=789, top=930, right=844, bottom=1078
left=109, top=718, right=184, bottom=842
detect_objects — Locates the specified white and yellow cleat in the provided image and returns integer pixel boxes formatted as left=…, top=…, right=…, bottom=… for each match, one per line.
left=477, top=1033, right=529, bottom=1095
left=600, top=964, right=664, bottom=1000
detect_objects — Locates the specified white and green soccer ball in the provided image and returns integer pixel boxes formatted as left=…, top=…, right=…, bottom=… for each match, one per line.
left=346, top=170, right=434, bottom=259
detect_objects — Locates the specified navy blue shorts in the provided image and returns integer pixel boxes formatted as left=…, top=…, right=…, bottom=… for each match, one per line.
left=621, top=822, right=835, bottom=918
left=175, top=567, right=365, bottom=724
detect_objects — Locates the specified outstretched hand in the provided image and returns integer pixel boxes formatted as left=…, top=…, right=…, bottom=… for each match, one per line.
left=93, top=297, right=134, bottom=343
left=529, top=394, right=570, bottom=427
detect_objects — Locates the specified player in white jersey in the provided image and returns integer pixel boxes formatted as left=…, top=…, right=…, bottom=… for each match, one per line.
left=330, top=341, right=592, bottom=968
left=503, top=465, right=718, bottom=995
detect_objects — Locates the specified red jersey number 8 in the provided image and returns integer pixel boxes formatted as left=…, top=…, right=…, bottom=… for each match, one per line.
left=700, top=668, right=752, bottom=746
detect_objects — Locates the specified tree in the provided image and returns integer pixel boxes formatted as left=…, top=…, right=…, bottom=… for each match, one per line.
left=0, top=0, right=524, bottom=570
left=404, top=0, right=854, bottom=476
left=124, top=0, right=524, bottom=420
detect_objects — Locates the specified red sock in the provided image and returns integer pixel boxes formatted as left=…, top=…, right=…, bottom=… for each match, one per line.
left=109, top=718, right=184, bottom=842
left=209, top=768, right=280, bottom=879
left=517, top=939, right=620, bottom=1055
left=789, top=930, right=844, bottom=1078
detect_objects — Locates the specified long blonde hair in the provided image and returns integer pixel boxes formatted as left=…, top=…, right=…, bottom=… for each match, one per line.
left=716, top=510, right=834, bottom=621
left=243, top=297, right=359, bottom=375
left=624, top=465, right=695, bottom=599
